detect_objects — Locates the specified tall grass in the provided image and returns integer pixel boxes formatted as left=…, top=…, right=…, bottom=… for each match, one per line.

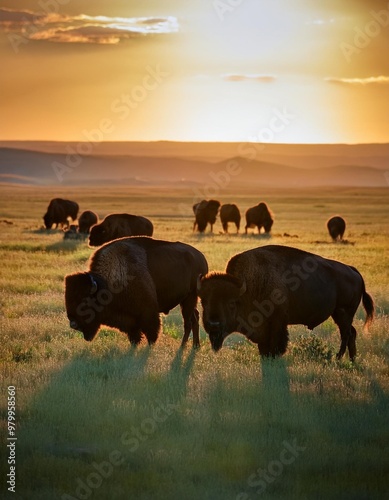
left=0, top=185, right=388, bottom=499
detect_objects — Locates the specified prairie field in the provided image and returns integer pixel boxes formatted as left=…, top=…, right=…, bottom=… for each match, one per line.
left=0, top=184, right=389, bottom=500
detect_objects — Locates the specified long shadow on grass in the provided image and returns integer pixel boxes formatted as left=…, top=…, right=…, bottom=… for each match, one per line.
left=13, top=344, right=198, bottom=499
left=12, top=348, right=389, bottom=500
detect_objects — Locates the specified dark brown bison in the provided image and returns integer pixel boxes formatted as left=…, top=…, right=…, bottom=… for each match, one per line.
left=43, top=198, right=79, bottom=229
left=245, top=202, right=273, bottom=234
left=327, top=216, right=346, bottom=241
left=89, top=213, right=153, bottom=247
left=65, top=237, right=208, bottom=347
left=220, top=204, right=241, bottom=233
left=197, top=245, right=374, bottom=361
left=193, top=199, right=221, bottom=233
left=79, top=210, right=98, bottom=234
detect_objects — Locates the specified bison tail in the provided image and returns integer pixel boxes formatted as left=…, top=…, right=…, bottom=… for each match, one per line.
left=362, top=289, right=374, bottom=332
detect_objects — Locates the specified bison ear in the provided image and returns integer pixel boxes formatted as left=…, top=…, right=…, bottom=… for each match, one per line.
left=239, top=280, right=246, bottom=296
left=197, top=274, right=203, bottom=292
left=88, top=273, right=98, bottom=294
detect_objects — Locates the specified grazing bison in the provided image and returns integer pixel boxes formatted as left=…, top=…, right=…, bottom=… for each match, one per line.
left=65, top=237, right=208, bottom=347
left=79, top=210, right=98, bottom=234
left=197, top=245, right=374, bottom=361
left=89, top=213, right=153, bottom=247
left=43, top=198, right=79, bottom=229
left=327, top=216, right=346, bottom=242
left=220, top=204, right=241, bottom=233
left=245, top=202, right=273, bottom=234
left=193, top=199, right=221, bottom=233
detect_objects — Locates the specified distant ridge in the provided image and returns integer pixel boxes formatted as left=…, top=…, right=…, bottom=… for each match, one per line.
left=0, top=146, right=387, bottom=188
left=0, top=140, right=388, bottom=169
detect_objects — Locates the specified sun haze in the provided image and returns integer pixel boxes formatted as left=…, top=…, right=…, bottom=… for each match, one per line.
left=0, top=0, right=388, bottom=143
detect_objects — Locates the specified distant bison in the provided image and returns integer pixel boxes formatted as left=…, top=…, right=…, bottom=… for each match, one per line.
left=327, top=216, right=346, bottom=241
left=79, top=210, right=98, bottom=234
left=63, top=225, right=83, bottom=240
left=89, top=213, right=153, bottom=247
left=197, top=245, right=374, bottom=361
left=65, top=237, right=208, bottom=347
left=43, top=198, right=79, bottom=229
left=193, top=199, right=221, bottom=233
left=245, top=202, right=273, bottom=234
left=220, top=204, right=241, bottom=233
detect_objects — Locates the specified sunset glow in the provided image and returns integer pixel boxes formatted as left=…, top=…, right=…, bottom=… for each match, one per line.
left=1, top=0, right=388, bottom=143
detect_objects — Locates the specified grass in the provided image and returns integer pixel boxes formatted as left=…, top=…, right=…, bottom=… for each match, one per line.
left=0, top=184, right=388, bottom=499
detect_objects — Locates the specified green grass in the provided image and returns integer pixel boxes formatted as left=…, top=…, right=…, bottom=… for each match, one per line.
left=0, top=185, right=388, bottom=499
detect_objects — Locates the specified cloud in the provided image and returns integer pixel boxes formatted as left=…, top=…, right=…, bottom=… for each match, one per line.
left=222, top=74, right=276, bottom=83
left=0, top=8, right=179, bottom=44
left=326, top=76, right=389, bottom=85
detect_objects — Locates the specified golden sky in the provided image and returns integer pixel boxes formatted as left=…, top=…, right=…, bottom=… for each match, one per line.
left=0, top=0, right=388, bottom=143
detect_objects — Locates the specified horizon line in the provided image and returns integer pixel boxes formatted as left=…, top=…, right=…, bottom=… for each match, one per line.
left=0, top=140, right=389, bottom=146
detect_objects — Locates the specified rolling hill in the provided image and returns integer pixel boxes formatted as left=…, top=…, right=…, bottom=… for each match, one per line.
left=0, top=142, right=388, bottom=188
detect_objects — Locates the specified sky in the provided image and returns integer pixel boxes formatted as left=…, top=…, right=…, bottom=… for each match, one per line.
left=0, top=0, right=388, bottom=143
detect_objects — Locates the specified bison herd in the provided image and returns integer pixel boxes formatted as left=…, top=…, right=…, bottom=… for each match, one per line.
left=43, top=198, right=154, bottom=244
left=192, top=199, right=274, bottom=235
left=43, top=197, right=372, bottom=362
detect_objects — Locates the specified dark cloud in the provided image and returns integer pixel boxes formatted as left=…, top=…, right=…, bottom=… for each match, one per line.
left=0, top=8, right=178, bottom=44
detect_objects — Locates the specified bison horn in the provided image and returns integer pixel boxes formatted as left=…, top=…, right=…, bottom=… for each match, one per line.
left=88, top=273, right=98, bottom=294
left=197, top=274, right=203, bottom=292
left=239, top=280, right=246, bottom=296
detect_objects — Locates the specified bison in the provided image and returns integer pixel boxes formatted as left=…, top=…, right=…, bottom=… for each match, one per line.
left=65, top=236, right=208, bottom=347
left=43, top=198, right=79, bottom=229
left=89, top=213, right=153, bottom=247
left=327, top=216, right=346, bottom=242
left=79, top=210, right=98, bottom=234
left=197, top=245, right=374, bottom=361
left=193, top=199, right=221, bottom=233
left=245, top=202, right=273, bottom=234
left=220, top=204, right=241, bottom=233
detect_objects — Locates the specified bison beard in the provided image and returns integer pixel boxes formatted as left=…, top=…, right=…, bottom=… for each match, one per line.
left=198, top=245, right=374, bottom=361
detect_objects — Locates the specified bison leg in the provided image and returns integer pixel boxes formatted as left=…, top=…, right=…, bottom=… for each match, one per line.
left=257, top=321, right=289, bottom=358
left=140, top=311, right=160, bottom=346
left=180, top=295, right=200, bottom=348
left=347, top=325, right=357, bottom=361
left=332, top=308, right=353, bottom=360
left=126, top=328, right=142, bottom=346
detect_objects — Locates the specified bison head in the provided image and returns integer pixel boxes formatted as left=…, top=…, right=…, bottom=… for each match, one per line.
left=88, top=222, right=108, bottom=247
left=264, top=218, right=274, bottom=233
left=197, top=273, right=246, bottom=351
left=43, top=213, right=53, bottom=229
left=65, top=272, right=102, bottom=341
